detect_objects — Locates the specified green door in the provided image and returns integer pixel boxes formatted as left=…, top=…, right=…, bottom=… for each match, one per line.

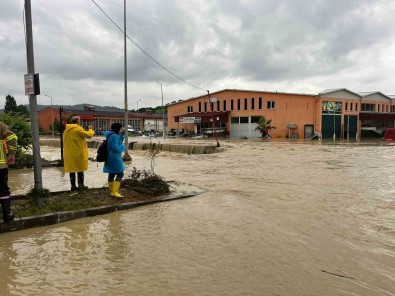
left=321, top=115, right=341, bottom=139
left=344, top=115, right=358, bottom=140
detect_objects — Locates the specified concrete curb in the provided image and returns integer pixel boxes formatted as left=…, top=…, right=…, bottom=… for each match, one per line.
left=0, top=193, right=198, bottom=234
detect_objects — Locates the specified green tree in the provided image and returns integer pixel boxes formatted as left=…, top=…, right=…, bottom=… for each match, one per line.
left=0, top=113, right=32, bottom=155
left=4, top=95, right=18, bottom=114
left=16, top=104, right=30, bottom=116
left=254, top=116, right=276, bottom=138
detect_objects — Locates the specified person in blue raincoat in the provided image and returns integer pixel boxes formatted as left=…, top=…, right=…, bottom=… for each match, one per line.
left=103, top=123, right=125, bottom=197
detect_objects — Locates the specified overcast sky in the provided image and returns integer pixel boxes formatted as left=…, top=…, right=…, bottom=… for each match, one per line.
left=1, top=0, right=395, bottom=109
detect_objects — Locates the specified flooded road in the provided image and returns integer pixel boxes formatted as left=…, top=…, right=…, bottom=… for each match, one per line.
left=1, top=138, right=394, bottom=295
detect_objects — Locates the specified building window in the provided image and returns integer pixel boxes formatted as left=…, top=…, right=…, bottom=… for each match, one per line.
left=259, top=97, right=262, bottom=109
left=251, top=116, right=260, bottom=123
left=244, top=98, right=248, bottom=110
left=350, top=103, right=353, bottom=111
left=237, top=99, right=241, bottom=110
left=382, top=105, right=384, bottom=112
left=378, top=104, right=380, bottom=112
left=187, top=106, right=193, bottom=113
left=267, top=101, right=275, bottom=109
left=345, top=102, right=348, bottom=111
left=231, top=117, right=238, bottom=123
left=199, top=102, right=202, bottom=112
left=217, top=101, right=220, bottom=111
left=231, top=100, right=234, bottom=111
left=223, top=100, right=227, bottom=111
left=386, top=105, right=389, bottom=112
left=240, top=116, right=248, bottom=123
left=361, top=103, right=375, bottom=112
left=251, top=98, right=255, bottom=110
left=204, top=102, right=207, bottom=112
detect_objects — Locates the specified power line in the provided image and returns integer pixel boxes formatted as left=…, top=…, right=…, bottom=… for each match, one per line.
left=91, top=0, right=208, bottom=92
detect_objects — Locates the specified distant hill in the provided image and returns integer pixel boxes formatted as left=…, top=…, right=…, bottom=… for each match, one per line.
left=31, top=104, right=124, bottom=112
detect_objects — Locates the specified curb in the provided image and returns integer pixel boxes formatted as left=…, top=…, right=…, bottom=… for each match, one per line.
left=0, top=193, right=198, bottom=234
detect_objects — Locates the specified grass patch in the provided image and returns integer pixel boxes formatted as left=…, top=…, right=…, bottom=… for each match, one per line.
left=11, top=169, right=171, bottom=218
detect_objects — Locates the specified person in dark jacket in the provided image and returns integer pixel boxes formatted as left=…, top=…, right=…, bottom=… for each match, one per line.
left=103, top=123, right=125, bottom=197
left=0, top=121, right=18, bottom=223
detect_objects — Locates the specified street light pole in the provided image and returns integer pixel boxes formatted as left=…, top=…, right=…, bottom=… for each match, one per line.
left=136, top=99, right=141, bottom=133
left=122, top=0, right=131, bottom=161
left=45, top=94, right=54, bottom=138
left=157, top=82, right=165, bottom=141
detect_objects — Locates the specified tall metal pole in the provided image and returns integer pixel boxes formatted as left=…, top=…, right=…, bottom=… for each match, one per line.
left=123, top=0, right=131, bottom=161
left=24, top=0, right=42, bottom=190
left=207, top=91, right=220, bottom=147
left=137, top=99, right=141, bottom=132
left=59, top=106, right=64, bottom=161
left=157, top=82, right=165, bottom=141
left=45, top=94, right=54, bottom=138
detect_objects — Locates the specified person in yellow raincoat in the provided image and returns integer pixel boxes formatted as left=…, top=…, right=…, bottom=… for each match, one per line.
left=63, top=116, right=95, bottom=191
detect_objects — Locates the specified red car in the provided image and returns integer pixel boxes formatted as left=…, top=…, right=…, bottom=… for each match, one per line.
left=384, top=128, right=395, bottom=141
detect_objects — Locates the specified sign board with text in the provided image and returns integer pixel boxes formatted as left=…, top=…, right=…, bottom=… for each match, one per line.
left=180, top=117, right=201, bottom=123
left=24, top=73, right=34, bottom=95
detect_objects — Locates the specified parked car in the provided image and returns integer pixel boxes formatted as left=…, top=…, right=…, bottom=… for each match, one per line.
left=384, top=128, right=395, bottom=141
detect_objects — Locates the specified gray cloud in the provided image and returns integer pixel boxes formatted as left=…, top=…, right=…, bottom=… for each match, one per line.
left=1, top=0, right=395, bottom=107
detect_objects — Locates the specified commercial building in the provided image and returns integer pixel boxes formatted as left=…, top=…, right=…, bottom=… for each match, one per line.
left=167, top=88, right=395, bottom=139
left=38, top=105, right=164, bottom=135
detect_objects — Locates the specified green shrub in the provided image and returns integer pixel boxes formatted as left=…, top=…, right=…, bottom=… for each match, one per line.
left=122, top=167, right=170, bottom=195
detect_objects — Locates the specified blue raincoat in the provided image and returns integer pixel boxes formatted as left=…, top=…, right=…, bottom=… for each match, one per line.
left=103, top=131, right=125, bottom=174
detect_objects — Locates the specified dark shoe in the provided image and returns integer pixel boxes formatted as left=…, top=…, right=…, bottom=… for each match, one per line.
left=71, top=185, right=78, bottom=191
left=78, top=185, right=88, bottom=191
left=77, top=172, right=87, bottom=190
left=1, top=199, right=14, bottom=224
left=3, top=213, right=14, bottom=224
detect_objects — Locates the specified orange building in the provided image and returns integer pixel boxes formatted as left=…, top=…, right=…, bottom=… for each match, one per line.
left=167, top=89, right=395, bottom=139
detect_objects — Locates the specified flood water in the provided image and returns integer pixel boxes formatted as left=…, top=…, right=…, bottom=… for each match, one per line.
left=1, top=138, right=394, bottom=295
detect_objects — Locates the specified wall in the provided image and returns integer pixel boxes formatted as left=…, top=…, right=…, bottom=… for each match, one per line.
left=167, top=90, right=317, bottom=139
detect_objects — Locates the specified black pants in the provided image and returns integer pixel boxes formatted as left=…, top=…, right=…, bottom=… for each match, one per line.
left=0, top=168, right=13, bottom=220
left=108, top=172, right=124, bottom=182
left=0, top=168, right=10, bottom=198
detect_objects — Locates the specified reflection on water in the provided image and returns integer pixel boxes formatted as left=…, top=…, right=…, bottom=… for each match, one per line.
left=1, top=139, right=394, bottom=295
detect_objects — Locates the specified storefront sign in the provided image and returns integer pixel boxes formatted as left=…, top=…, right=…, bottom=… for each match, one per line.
left=180, top=117, right=201, bottom=123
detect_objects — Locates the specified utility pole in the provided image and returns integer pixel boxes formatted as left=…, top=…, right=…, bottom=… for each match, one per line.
left=157, top=82, right=165, bottom=141
left=59, top=106, right=64, bottom=161
left=207, top=91, right=220, bottom=147
left=44, top=94, right=54, bottom=138
left=24, top=0, right=43, bottom=191
left=122, top=0, right=131, bottom=161
left=136, top=99, right=141, bottom=132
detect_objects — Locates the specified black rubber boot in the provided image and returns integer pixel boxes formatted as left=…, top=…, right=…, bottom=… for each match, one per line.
left=77, top=172, right=88, bottom=190
left=70, top=173, right=78, bottom=191
left=1, top=199, right=14, bottom=224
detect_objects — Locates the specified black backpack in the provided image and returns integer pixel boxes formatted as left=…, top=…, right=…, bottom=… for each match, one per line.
left=96, top=133, right=114, bottom=162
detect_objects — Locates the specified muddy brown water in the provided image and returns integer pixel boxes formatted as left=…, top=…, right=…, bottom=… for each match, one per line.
left=1, top=138, right=394, bottom=295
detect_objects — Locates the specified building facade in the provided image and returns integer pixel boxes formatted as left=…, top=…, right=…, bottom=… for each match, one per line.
left=167, top=89, right=395, bottom=139
left=38, top=105, right=164, bottom=135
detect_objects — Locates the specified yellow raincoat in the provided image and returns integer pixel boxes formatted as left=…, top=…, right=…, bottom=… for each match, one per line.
left=63, top=124, right=95, bottom=173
